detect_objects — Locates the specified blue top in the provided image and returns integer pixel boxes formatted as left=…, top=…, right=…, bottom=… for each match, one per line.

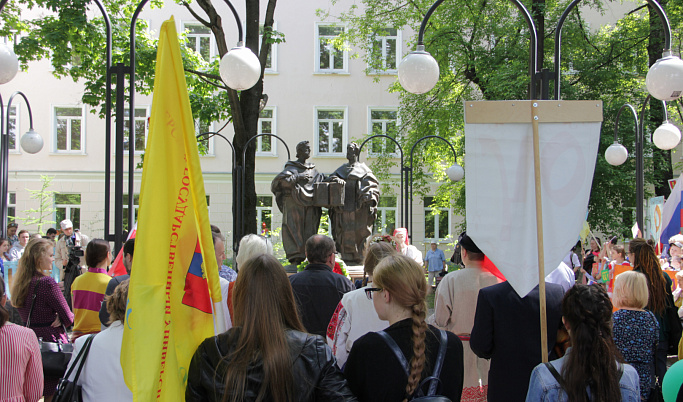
left=424, top=249, right=446, bottom=272
left=613, top=309, right=659, bottom=400
left=525, top=348, right=640, bottom=402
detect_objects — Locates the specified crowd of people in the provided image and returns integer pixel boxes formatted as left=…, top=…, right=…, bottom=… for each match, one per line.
left=2, top=220, right=683, bottom=401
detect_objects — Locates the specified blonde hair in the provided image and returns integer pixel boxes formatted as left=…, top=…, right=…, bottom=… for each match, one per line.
left=613, top=271, right=649, bottom=309
left=106, top=279, right=129, bottom=324
left=10, top=239, right=52, bottom=308
left=373, top=254, right=428, bottom=401
left=236, top=234, right=273, bottom=268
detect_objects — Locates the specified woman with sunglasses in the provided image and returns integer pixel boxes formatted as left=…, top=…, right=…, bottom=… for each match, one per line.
left=345, top=254, right=464, bottom=401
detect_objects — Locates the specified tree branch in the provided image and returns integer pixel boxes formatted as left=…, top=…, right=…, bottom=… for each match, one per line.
left=184, top=68, right=227, bottom=90
left=181, top=1, right=211, bottom=28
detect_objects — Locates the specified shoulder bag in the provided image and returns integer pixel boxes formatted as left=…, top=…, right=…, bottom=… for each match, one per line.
left=25, top=277, right=74, bottom=377
left=53, top=334, right=96, bottom=402
left=376, top=328, right=451, bottom=402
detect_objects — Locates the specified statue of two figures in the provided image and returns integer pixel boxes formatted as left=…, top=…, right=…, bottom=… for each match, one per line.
left=271, top=141, right=380, bottom=268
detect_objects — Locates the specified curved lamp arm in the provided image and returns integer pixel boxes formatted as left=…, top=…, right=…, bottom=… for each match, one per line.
left=7, top=91, right=34, bottom=130
left=554, top=0, right=673, bottom=100
left=415, top=0, right=538, bottom=99
left=613, top=103, right=638, bottom=143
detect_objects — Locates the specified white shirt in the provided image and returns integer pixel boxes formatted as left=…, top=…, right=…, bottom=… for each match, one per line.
left=400, top=245, right=423, bottom=265
left=8, top=244, right=25, bottom=261
left=562, top=252, right=580, bottom=270
left=67, top=321, right=133, bottom=402
left=545, top=262, right=576, bottom=293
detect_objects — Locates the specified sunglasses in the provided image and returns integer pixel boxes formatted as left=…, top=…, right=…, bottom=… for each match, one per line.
left=364, top=287, right=383, bottom=300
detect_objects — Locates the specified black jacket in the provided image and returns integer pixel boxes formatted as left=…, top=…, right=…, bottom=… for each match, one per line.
left=344, top=318, right=464, bottom=402
left=289, top=263, right=354, bottom=337
left=470, top=281, right=564, bottom=402
left=186, top=328, right=357, bottom=401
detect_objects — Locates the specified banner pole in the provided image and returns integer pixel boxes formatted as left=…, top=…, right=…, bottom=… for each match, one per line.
left=531, top=101, right=548, bottom=363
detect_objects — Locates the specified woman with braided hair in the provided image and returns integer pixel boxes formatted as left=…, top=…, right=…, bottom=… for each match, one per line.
left=526, top=284, right=640, bottom=401
left=344, top=254, right=464, bottom=401
left=629, top=237, right=674, bottom=378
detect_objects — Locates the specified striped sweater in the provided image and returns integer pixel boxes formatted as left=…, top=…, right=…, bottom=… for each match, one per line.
left=71, top=267, right=111, bottom=334
left=0, top=323, right=43, bottom=402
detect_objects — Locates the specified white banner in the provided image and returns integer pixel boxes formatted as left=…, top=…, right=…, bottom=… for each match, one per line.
left=464, top=101, right=602, bottom=297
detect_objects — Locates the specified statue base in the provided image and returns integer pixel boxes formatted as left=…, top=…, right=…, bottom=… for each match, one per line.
left=345, top=264, right=365, bottom=282
left=283, top=264, right=299, bottom=275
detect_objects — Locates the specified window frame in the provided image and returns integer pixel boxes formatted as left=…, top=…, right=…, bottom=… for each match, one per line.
left=181, top=20, right=217, bottom=61
left=367, top=107, right=400, bottom=157
left=375, top=196, right=398, bottom=235
left=314, top=106, right=348, bottom=157
left=53, top=105, right=85, bottom=154
left=368, top=28, right=401, bottom=74
left=256, top=107, right=277, bottom=157
left=55, top=193, right=82, bottom=230
left=256, top=195, right=273, bottom=237
left=5, top=103, right=19, bottom=153
left=261, top=22, right=278, bottom=74
left=423, top=196, right=451, bottom=241
left=314, top=22, right=349, bottom=74
left=121, top=106, right=150, bottom=155
left=196, top=121, right=215, bottom=157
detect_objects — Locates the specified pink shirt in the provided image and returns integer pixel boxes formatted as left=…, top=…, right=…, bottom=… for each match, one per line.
left=0, top=323, right=43, bottom=402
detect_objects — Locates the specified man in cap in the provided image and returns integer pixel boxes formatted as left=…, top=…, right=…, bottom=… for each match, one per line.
left=431, top=232, right=503, bottom=401
left=55, top=219, right=90, bottom=306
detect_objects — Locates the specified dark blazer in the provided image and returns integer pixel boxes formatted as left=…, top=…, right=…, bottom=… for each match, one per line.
left=345, top=318, right=464, bottom=402
left=289, top=263, right=354, bottom=337
left=470, top=281, right=564, bottom=402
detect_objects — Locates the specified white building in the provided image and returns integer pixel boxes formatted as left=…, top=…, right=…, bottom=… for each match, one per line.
left=1, top=0, right=459, bottom=258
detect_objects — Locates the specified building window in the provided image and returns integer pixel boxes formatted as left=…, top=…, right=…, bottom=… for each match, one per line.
left=368, top=108, right=398, bottom=155
left=123, top=107, right=149, bottom=153
left=369, top=28, right=400, bottom=73
left=196, top=121, right=214, bottom=156
left=424, top=196, right=450, bottom=240
left=55, top=193, right=81, bottom=230
left=315, top=23, right=348, bottom=73
left=375, top=196, right=397, bottom=235
left=7, top=192, right=15, bottom=222
left=257, top=196, right=272, bottom=236
left=257, top=107, right=276, bottom=156
left=315, top=107, right=347, bottom=156
left=5, top=104, right=18, bottom=152
left=54, top=106, right=84, bottom=153
left=183, top=22, right=214, bottom=61
left=260, top=22, right=278, bottom=73
left=122, top=194, right=140, bottom=231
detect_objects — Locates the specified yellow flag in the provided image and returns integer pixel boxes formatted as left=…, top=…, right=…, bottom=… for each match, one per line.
left=121, top=17, right=222, bottom=401
left=579, top=220, right=590, bottom=242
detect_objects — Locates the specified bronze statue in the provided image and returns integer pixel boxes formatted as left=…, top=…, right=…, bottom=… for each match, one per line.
left=271, top=141, right=325, bottom=265
left=327, top=142, right=380, bottom=265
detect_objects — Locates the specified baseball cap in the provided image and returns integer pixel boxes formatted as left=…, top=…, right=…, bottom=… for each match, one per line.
left=60, top=219, right=73, bottom=230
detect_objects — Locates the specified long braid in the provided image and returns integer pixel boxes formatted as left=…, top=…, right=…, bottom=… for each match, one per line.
left=405, top=301, right=428, bottom=399
left=630, top=238, right=668, bottom=314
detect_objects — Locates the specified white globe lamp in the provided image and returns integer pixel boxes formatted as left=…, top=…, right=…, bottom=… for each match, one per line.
left=398, top=45, right=440, bottom=94
left=0, top=44, right=19, bottom=85
left=652, top=122, right=681, bottom=150
left=646, top=51, right=683, bottom=101
left=446, top=163, right=464, bottom=182
left=605, top=143, right=628, bottom=166
left=219, top=45, right=261, bottom=91
left=20, top=128, right=43, bottom=154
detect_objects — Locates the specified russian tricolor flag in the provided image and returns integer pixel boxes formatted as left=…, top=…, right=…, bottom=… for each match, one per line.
left=660, top=173, right=683, bottom=246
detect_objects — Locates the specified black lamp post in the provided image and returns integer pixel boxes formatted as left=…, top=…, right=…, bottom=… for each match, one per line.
left=358, top=134, right=405, bottom=229
left=605, top=97, right=680, bottom=235
left=0, top=91, right=43, bottom=238
left=405, top=135, right=462, bottom=237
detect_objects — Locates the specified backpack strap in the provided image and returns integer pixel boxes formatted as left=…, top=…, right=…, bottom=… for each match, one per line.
left=425, top=329, right=448, bottom=396
left=544, top=361, right=624, bottom=399
left=376, top=330, right=409, bottom=377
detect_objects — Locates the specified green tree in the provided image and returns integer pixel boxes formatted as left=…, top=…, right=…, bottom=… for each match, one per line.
left=323, top=0, right=682, bottom=238
left=14, top=175, right=57, bottom=234
left=0, top=0, right=281, bottom=239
